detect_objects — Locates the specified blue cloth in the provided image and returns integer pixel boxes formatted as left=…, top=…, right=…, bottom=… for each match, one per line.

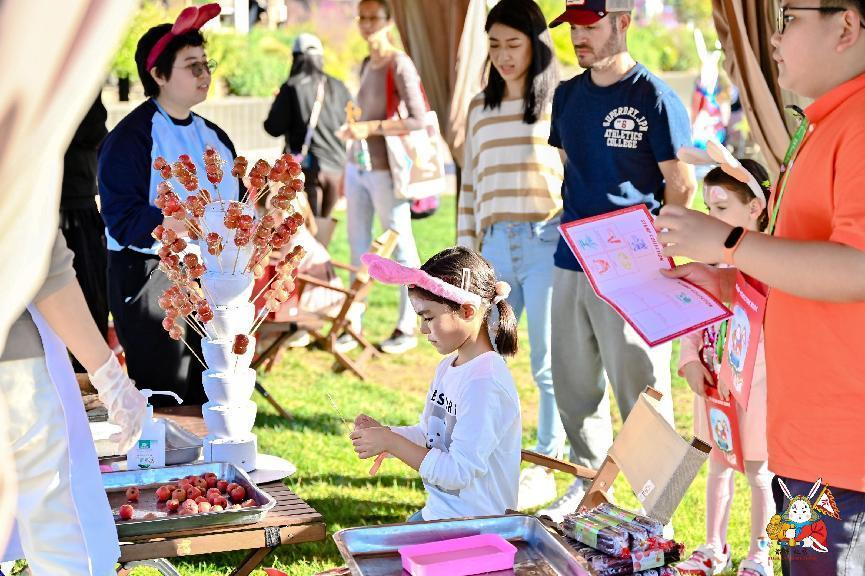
left=97, top=99, right=239, bottom=253
left=481, top=220, right=565, bottom=457
left=549, top=64, right=691, bottom=271
left=777, top=476, right=865, bottom=576
left=407, top=509, right=424, bottom=522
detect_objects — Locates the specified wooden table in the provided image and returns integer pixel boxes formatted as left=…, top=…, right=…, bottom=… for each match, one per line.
left=111, top=406, right=325, bottom=576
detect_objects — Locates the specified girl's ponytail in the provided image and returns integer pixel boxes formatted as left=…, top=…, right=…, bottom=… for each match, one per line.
left=410, top=246, right=521, bottom=357
left=494, top=298, right=519, bottom=357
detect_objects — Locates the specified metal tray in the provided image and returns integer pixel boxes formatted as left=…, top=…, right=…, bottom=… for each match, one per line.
left=103, top=462, right=275, bottom=538
left=92, top=419, right=202, bottom=466
left=333, top=514, right=592, bottom=575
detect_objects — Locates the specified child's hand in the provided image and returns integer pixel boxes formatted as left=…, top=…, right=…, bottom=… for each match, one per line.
left=661, top=262, right=722, bottom=300
left=717, top=378, right=731, bottom=401
left=353, top=413, right=382, bottom=430
left=681, top=361, right=712, bottom=398
left=655, top=205, right=732, bottom=264
left=350, top=426, right=393, bottom=459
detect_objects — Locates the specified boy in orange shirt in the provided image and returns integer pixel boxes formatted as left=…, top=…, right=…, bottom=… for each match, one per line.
left=654, top=2, right=865, bottom=574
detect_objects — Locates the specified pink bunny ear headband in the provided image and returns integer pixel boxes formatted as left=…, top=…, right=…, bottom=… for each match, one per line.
left=146, top=3, right=222, bottom=71
left=361, top=253, right=510, bottom=308
left=677, top=140, right=767, bottom=208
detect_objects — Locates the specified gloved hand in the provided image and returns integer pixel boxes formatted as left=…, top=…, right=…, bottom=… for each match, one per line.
left=88, top=354, right=147, bottom=454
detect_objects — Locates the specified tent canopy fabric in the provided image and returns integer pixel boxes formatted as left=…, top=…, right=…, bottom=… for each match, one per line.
left=711, top=0, right=791, bottom=174
left=390, top=0, right=488, bottom=164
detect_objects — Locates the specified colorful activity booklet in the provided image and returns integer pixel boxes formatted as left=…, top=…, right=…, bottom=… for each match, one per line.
left=560, top=205, right=731, bottom=346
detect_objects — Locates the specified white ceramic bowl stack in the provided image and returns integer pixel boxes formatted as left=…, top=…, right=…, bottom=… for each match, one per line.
left=198, top=201, right=259, bottom=472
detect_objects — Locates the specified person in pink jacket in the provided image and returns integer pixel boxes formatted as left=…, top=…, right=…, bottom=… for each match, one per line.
left=675, top=155, right=773, bottom=576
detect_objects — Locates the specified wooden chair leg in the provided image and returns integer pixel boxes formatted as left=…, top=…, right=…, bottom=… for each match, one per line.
left=251, top=330, right=293, bottom=371
left=346, top=326, right=380, bottom=358
left=332, top=349, right=367, bottom=380
left=228, top=547, right=273, bottom=576
left=264, top=349, right=282, bottom=373
left=255, top=381, right=292, bottom=421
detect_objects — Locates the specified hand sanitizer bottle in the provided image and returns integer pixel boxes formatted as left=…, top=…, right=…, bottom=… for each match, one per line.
left=127, top=389, right=182, bottom=470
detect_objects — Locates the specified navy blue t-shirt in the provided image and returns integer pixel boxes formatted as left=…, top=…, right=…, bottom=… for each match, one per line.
left=549, top=64, right=691, bottom=271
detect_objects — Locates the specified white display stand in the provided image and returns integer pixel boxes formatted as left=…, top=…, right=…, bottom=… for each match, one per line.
left=197, top=202, right=271, bottom=472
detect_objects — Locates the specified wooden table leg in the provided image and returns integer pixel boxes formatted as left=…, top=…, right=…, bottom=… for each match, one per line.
left=229, top=547, right=273, bottom=576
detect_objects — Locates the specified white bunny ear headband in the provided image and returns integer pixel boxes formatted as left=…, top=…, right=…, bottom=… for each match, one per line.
left=678, top=140, right=767, bottom=208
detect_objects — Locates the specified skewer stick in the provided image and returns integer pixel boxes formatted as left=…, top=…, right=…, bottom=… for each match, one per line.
left=369, top=453, right=387, bottom=476
left=232, top=245, right=242, bottom=275
left=214, top=185, right=224, bottom=212
left=183, top=217, right=204, bottom=238
left=244, top=247, right=272, bottom=275
left=179, top=334, right=207, bottom=370
left=187, top=313, right=209, bottom=338
left=179, top=315, right=205, bottom=338
left=250, top=273, right=280, bottom=304
left=249, top=306, right=270, bottom=336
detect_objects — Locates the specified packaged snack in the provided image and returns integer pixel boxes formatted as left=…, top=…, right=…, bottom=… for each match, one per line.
left=594, top=503, right=665, bottom=538
left=563, top=514, right=631, bottom=556
left=564, top=504, right=663, bottom=556
left=571, top=540, right=684, bottom=576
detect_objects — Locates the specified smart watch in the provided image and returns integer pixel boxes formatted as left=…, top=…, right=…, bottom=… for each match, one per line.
left=722, top=226, right=748, bottom=265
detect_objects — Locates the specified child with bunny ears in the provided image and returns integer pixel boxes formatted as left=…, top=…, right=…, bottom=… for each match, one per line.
left=675, top=142, right=773, bottom=576
left=351, top=246, right=522, bottom=521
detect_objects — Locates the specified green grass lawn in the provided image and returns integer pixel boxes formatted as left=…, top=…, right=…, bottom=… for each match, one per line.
left=132, top=193, right=777, bottom=575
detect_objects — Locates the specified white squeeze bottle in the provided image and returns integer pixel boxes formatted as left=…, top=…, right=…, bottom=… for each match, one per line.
left=126, top=389, right=183, bottom=470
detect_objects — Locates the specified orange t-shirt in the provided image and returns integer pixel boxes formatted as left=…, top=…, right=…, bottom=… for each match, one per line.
left=765, top=72, right=865, bottom=492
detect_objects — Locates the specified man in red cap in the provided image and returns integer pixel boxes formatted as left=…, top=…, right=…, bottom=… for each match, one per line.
left=540, top=0, right=695, bottom=522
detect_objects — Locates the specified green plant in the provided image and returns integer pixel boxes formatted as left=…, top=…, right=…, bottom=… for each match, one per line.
left=208, top=28, right=294, bottom=97
left=110, top=0, right=170, bottom=81
left=630, top=21, right=709, bottom=72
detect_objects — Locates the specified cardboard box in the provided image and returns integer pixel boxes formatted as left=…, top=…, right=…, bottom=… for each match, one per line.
left=580, top=387, right=711, bottom=525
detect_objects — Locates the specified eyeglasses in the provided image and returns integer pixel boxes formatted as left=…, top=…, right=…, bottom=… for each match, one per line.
left=174, top=59, right=217, bottom=78
left=776, top=4, right=865, bottom=34
left=355, top=15, right=387, bottom=24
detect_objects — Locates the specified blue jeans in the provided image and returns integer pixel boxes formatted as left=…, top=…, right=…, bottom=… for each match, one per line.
left=776, top=476, right=865, bottom=575
left=345, top=165, right=420, bottom=334
left=481, top=220, right=565, bottom=457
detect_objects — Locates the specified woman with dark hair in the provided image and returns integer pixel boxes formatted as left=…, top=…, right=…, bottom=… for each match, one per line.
left=336, top=0, right=424, bottom=355
left=264, top=33, right=352, bottom=218
left=456, top=0, right=565, bottom=510
left=98, top=4, right=240, bottom=404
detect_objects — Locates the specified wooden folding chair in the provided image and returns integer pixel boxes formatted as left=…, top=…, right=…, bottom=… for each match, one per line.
left=254, top=228, right=399, bottom=389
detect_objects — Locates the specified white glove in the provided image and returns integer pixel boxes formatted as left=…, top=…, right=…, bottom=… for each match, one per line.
left=88, top=354, right=147, bottom=454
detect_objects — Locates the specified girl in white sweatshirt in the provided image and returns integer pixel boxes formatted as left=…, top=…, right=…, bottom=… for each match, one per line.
left=352, top=246, right=522, bottom=520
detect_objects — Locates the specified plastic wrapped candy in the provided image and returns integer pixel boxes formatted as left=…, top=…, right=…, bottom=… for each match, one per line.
left=564, top=514, right=631, bottom=557
left=594, top=504, right=664, bottom=539
left=564, top=504, right=666, bottom=556
left=573, top=542, right=683, bottom=576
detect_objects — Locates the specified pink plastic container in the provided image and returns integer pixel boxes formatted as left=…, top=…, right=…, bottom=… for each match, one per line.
left=398, top=533, right=517, bottom=576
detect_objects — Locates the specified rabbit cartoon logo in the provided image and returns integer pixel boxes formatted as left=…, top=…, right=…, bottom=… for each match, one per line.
left=766, top=478, right=841, bottom=553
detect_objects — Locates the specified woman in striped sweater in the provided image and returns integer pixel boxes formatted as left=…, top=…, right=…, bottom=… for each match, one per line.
left=457, top=0, right=565, bottom=510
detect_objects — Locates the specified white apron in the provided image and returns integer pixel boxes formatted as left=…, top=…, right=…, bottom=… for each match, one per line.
left=1, top=307, right=120, bottom=575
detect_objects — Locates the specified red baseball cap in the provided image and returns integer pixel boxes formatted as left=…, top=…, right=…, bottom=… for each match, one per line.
left=550, top=0, right=635, bottom=27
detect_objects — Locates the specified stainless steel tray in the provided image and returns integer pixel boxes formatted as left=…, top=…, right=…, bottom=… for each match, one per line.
left=92, top=419, right=202, bottom=466
left=333, top=514, right=592, bottom=575
left=103, top=462, right=275, bottom=538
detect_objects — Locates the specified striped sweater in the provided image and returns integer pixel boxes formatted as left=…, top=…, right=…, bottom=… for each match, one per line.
left=457, top=95, right=563, bottom=249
